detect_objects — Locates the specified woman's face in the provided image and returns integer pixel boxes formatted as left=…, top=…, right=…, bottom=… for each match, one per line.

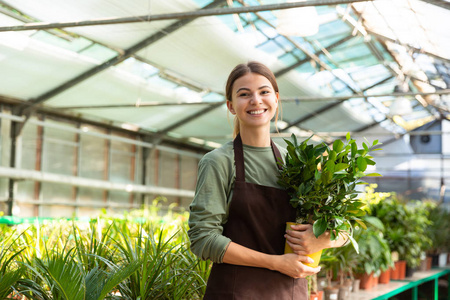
left=227, top=72, right=279, bottom=132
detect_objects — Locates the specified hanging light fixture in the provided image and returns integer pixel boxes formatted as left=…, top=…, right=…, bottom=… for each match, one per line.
left=276, top=0, right=319, bottom=37
left=389, top=84, right=413, bottom=116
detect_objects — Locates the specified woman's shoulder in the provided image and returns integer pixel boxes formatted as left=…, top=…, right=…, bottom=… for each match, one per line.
left=200, top=141, right=234, bottom=168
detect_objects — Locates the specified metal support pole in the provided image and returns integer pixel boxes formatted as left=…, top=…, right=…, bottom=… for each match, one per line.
left=0, top=0, right=372, bottom=32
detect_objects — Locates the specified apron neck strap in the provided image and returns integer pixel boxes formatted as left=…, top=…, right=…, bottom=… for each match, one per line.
left=233, top=134, right=284, bottom=182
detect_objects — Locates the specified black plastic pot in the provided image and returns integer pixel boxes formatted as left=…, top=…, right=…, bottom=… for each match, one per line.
left=405, top=265, right=416, bottom=278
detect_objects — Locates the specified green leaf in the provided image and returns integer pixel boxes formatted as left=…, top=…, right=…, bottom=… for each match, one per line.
left=334, top=163, right=349, bottom=173
left=313, top=218, right=328, bottom=238
left=365, top=173, right=382, bottom=177
left=346, top=132, right=351, bottom=141
left=333, top=139, right=344, bottom=153
left=347, top=235, right=359, bottom=254
left=357, top=156, right=367, bottom=172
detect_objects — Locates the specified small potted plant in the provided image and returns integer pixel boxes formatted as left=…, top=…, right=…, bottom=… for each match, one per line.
left=278, top=133, right=382, bottom=266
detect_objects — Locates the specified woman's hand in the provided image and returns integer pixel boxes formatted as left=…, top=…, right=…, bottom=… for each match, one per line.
left=285, top=223, right=347, bottom=255
left=270, top=253, right=321, bottom=278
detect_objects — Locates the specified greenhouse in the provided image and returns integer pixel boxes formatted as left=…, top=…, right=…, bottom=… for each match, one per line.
left=0, top=0, right=449, bottom=299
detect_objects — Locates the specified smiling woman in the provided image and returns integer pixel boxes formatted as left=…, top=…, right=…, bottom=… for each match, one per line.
left=187, top=61, right=343, bottom=300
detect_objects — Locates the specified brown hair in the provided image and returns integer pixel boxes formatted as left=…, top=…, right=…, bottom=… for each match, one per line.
left=225, top=61, right=280, bottom=137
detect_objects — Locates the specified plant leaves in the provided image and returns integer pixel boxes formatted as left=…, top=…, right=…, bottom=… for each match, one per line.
left=313, top=218, right=328, bottom=238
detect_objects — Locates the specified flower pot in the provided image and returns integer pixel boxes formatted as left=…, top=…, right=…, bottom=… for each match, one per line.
left=285, top=222, right=323, bottom=268
left=310, top=290, right=323, bottom=300
left=405, top=265, right=416, bottom=278
left=398, top=260, right=406, bottom=279
left=419, top=258, right=427, bottom=271
left=317, top=277, right=327, bottom=291
left=379, top=269, right=390, bottom=284
left=431, top=253, right=439, bottom=267
left=358, top=273, right=373, bottom=290
left=426, top=256, right=432, bottom=270
left=352, top=279, right=360, bottom=293
left=390, top=263, right=400, bottom=280
left=324, top=287, right=339, bottom=300
left=338, top=285, right=351, bottom=300
left=438, top=252, right=448, bottom=267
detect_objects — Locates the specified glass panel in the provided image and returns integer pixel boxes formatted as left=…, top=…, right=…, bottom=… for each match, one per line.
left=79, top=126, right=107, bottom=180
left=80, top=44, right=118, bottom=63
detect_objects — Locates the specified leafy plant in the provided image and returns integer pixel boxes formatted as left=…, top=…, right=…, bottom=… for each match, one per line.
left=277, top=133, right=382, bottom=252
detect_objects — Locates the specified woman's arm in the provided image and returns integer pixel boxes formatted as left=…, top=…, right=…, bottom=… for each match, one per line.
left=285, top=224, right=349, bottom=255
left=223, top=241, right=321, bottom=278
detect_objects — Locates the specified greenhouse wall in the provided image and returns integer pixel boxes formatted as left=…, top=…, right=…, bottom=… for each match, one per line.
left=0, top=106, right=201, bottom=218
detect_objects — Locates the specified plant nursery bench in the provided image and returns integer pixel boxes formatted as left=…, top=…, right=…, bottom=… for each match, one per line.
left=348, top=267, right=450, bottom=300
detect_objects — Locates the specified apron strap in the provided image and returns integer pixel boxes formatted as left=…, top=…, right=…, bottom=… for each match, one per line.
left=233, top=134, right=284, bottom=182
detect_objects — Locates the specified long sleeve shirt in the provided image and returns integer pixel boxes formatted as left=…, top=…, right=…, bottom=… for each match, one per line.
left=188, top=140, right=287, bottom=263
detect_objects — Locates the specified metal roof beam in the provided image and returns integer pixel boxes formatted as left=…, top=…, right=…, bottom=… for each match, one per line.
left=419, top=0, right=450, bottom=10
left=55, top=89, right=450, bottom=109
left=367, top=30, right=450, bottom=64
left=0, top=0, right=373, bottom=32
left=274, top=34, right=356, bottom=78
left=18, top=0, right=226, bottom=114
left=277, top=75, right=398, bottom=132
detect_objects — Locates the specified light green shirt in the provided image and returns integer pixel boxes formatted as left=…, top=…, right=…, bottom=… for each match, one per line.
left=188, top=140, right=287, bottom=263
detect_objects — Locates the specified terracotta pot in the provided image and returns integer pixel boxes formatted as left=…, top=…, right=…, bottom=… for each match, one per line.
left=379, top=269, right=390, bottom=284
left=358, top=273, right=373, bottom=290
left=310, top=290, right=323, bottom=300
left=285, top=222, right=323, bottom=268
left=352, top=279, right=360, bottom=293
left=324, top=287, right=339, bottom=300
left=426, top=256, right=432, bottom=270
left=390, top=263, right=399, bottom=280
left=398, top=260, right=406, bottom=279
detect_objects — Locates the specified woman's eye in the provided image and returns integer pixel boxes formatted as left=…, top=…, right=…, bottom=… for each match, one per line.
left=238, top=93, right=249, bottom=97
left=261, top=90, right=270, bottom=95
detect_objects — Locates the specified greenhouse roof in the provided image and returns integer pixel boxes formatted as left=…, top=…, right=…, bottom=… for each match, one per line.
left=0, top=0, right=449, bottom=150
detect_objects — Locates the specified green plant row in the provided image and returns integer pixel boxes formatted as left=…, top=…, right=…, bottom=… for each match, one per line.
left=0, top=207, right=210, bottom=300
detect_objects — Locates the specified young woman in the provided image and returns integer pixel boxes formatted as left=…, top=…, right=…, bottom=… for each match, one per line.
left=188, top=61, right=347, bottom=299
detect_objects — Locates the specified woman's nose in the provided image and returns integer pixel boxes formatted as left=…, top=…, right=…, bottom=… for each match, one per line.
left=250, top=93, right=262, bottom=104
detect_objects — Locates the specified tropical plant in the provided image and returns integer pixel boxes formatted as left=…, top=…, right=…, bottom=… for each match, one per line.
left=0, top=205, right=211, bottom=299
left=425, top=201, right=450, bottom=254
left=364, top=190, right=432, bottom=268
left=277, top=133, right=382, bottom=252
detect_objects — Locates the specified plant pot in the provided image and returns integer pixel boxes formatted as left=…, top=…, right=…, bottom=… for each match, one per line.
left=352, top=279, right=360, bottom=293
left=438, top=252, right=448, bottom=267
left=419, top=258, right=427, bottom=271
left=317, top=277, right=327, bottom=291
left=310, top=290, right=323, bottom=300
left=324, top=287, right=339, bottom=300
left=285, top=222, right=323, bottom=268
left=405, top=265, right=415, bottom=278
left=338, top=285, right=351, bottom=300
left=398, top=260, right=406, bottom=279
left=379, top=269, right=390, bottom=284
left=358, top=273, right=373, bottom=290
left=390, top=262, right=400, bottom=280
left=426, top=256, right=432, bottom=270
left=431, top=253, right=439, bottom=267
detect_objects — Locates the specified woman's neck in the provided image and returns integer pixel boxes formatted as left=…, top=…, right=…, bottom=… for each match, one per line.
left=239, top=128, right=271, bottom=147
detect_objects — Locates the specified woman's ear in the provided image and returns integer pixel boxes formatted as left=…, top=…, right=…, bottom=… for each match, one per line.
left=227, top=100, right=236, bottom=115
left=275, top=92, right=279, bottom=103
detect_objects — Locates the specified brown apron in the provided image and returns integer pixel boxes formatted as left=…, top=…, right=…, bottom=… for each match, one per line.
left=204, top=134, right=307, bottom=300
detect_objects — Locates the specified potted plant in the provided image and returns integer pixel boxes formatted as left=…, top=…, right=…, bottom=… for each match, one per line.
left=352, top=216, right=393, bottom=288
left=278, top=133, right=382, bottom=266
left=425, top=202, right=450, bottom=267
